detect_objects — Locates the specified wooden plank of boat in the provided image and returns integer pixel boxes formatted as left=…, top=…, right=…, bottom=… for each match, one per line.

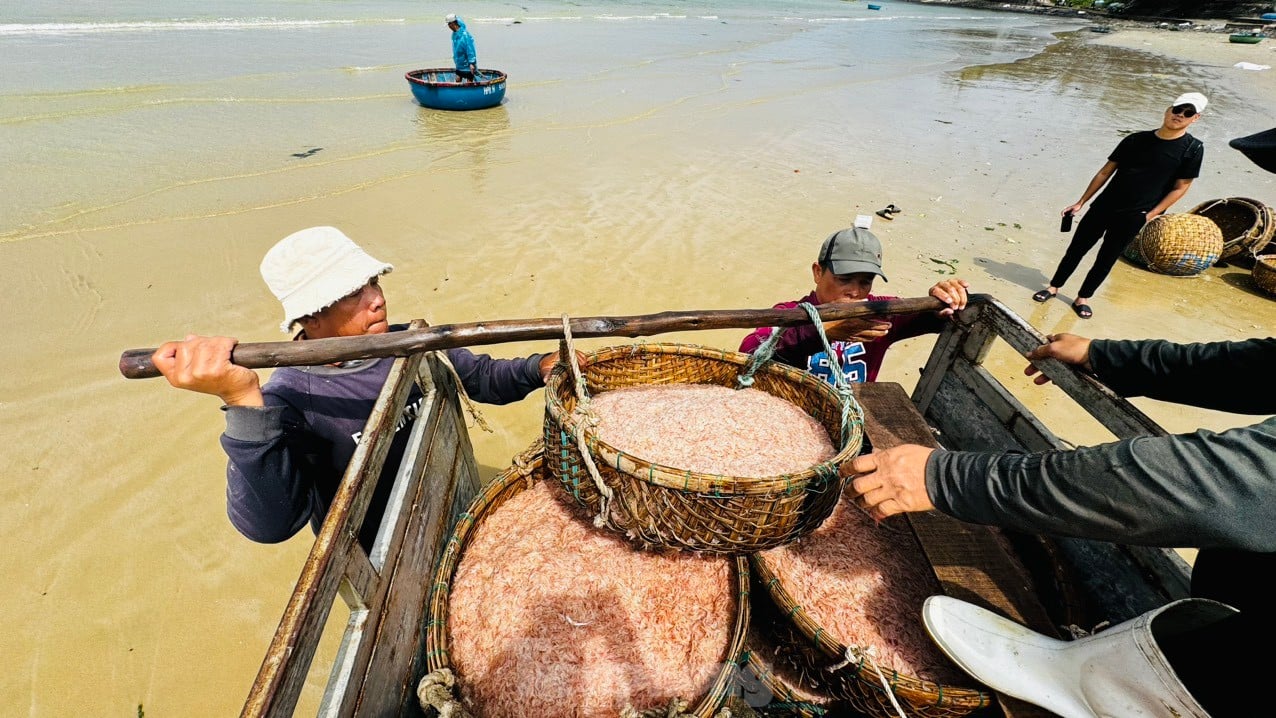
left=855, top=382, right=1056, bottom=718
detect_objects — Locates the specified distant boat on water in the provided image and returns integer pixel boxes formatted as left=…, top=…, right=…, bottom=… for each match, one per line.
left=405, top=69, right=507, bottom=110
left=1230, top=32, right=1264, bottom=44
left=867, top=3, right=882, bottom=9
left=1089, top=26, right=1112, bottom=33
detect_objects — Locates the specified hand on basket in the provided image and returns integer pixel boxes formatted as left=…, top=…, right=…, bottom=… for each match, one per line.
left=540, top=350, right=589, bottom=383
left=842, top=445, right=936, bottom=521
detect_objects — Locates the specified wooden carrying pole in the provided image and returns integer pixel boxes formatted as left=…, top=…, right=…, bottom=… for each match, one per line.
left=120, top=295, right=974, bottom=379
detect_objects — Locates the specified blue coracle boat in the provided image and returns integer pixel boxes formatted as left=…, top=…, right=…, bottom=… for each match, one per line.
left=405, top=68, right=506, bottom=111
left=868, top=3, right=882, bottom=8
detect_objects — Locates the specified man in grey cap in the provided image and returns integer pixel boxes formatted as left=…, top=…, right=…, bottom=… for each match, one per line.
left=739, top=226, right=969, bottom=385
left=1033, top=91, right=1207, bottom=319
left=152, top=226, right=572, bottom=550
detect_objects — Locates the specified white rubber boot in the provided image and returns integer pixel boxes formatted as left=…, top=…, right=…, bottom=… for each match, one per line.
left=922, top=595, right=1236, bottom=718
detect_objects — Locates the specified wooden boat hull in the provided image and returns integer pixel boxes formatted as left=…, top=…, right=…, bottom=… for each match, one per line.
left=1230, top=34, right=1263, bottom=44
left=242, top=297, right=1193, bottom=717
left=405, top=68, right=506, bottom=110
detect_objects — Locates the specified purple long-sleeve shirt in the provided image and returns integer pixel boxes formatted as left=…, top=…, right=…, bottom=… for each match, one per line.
left=220, top=340, right=547, bottom=547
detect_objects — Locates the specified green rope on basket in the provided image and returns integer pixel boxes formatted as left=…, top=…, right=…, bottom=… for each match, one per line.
left=736, top=303, right=863, bottom=452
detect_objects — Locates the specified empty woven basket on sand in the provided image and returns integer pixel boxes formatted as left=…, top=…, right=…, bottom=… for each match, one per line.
left=543, top=343, right=862, bottom=554
left=1254, top=255, right=1276, bottom=297
left=1190, top=197, right=1275, bottom=261
left=1134, top=213, right=1223, bottom=276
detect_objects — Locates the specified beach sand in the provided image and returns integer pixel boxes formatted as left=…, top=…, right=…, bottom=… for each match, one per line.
left=3, top=12, right=1276, bottom=716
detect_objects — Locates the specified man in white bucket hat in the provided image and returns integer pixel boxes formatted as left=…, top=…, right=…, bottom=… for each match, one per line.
left=152, top=226, right=569, bottom=550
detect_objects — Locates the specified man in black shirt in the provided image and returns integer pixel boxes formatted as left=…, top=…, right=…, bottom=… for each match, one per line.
left=1032, top=91, right=1206, bottom=319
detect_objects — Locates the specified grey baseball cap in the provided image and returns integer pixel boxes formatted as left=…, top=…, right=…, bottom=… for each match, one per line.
left=817, top=227, right=888, bottom=281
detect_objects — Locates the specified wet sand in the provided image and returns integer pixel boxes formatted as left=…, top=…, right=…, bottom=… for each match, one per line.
left=3, top=16, right=1276, bottom=717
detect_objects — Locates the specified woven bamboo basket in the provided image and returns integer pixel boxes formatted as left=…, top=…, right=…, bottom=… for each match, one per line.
left=750, top=547, right=990, bottom=718
left=1120, top=234, right=1147, bottom=266
left=1254, top=255, right=1276, bottom=297
left=421, top=443, right=751, bottom=718
left=1133, top=213, right=1223, bottom=276
left=543, top=343, right=863, bottom=554
left=1190, top=197, right=1275, bottom=261
left=737, top=623, right=848, bottom=718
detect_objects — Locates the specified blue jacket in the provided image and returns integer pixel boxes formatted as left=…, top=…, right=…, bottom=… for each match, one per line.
left=450, top=16, right=477, bottom=73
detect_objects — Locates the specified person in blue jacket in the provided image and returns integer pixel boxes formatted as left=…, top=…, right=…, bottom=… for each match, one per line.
left=445, top=13, right=477, bottom=82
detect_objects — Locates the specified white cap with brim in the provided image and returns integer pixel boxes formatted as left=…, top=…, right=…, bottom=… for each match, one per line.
left=260, top=226, right=394, bottom=333
left=1172, top=92, right=1208, bottom=113
left=445, top=13, right=457, bottom=23
left=818, top=227, right=888, bottom=281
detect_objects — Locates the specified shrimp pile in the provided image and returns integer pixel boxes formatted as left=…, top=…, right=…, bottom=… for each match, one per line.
left=589, top=384, right=836, bottom=477
left=758, top=488, right=966, bottom=684
left=449, top=481, right=737, bottom=718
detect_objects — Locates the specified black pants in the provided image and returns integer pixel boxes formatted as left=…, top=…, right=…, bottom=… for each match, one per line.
left=1158, top=548, right=1276, bottom=716
left=1048, top=208, right=1146, bottom=299
left=455, top=70, right=475, bottom=81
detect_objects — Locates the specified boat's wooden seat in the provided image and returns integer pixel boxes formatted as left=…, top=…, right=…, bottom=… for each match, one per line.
left=854, top=382, right=1057, bottom=718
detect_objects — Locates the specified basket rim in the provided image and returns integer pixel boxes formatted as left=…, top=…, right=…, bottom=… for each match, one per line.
left=424, top=442, right=751, bottom=718
left=545, top=342, right=862, bottom=494
left=748, top=551, right=990, bottom=709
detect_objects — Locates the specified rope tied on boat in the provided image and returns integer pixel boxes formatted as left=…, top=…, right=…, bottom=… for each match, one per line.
left=434, top=349, right=494, bottom=433
left=561, top=314, right=616, bottom=529
left=416, top=668, right=474, bottom=718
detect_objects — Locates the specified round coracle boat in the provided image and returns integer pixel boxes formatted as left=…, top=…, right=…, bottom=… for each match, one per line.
left=405, top=68, right=506, bottom=110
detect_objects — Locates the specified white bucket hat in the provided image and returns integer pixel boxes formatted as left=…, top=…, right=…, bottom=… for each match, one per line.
left=260, top=226, right=393, bottom=333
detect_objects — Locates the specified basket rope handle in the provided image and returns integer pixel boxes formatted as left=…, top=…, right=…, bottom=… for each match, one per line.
left=829, top=646, right=909, bottom=718
left=560, top=314, right=616, bottom=529
left=737, top=302, right=863, bottom=451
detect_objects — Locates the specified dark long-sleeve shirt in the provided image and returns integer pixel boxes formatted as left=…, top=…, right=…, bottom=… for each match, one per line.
left=220, top=340, right=547, bottom=547
left=926, top=337, right=1276, bottom=552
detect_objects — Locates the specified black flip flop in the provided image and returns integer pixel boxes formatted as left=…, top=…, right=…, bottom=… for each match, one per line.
left=885, top=204, right=902, bottom=214
left=875, top=209, right=894, bottom=220
left=1032, top=289, right=1055, bottom=303
left=1071, top=301, right=1093, bottom=319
